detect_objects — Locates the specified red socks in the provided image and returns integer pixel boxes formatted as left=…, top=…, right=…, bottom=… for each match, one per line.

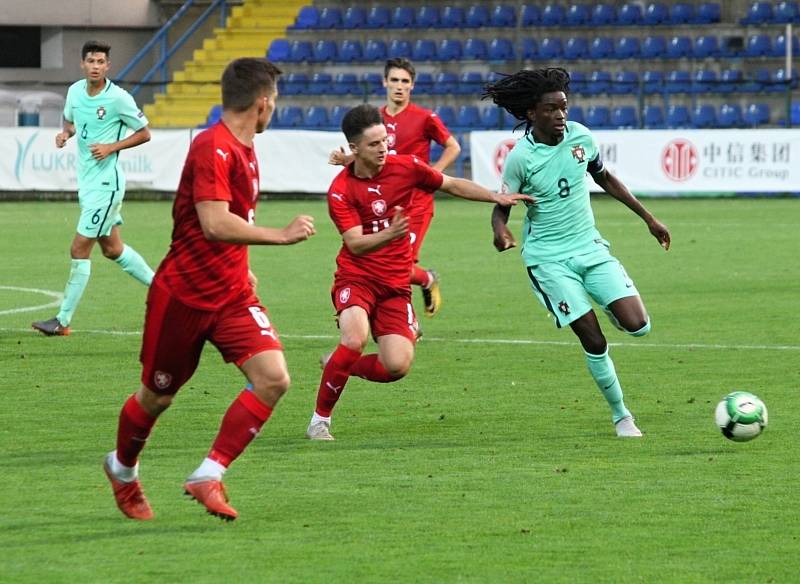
left=116, top=394, right=157, bottom=467
left=350, top=353, right=396, bottom=382
left=208, top=389, right=273, bottom=468
left=411, top=265, right=431, bottom=287
left=315, top=344, right=362, bottom=417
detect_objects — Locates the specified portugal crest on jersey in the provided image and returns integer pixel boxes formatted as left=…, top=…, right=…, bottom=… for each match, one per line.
left=96, top=106, right=106, bottom=120
left=371, top=199, right=387, bottom=216
left=571, top=145, right=586, bottom=163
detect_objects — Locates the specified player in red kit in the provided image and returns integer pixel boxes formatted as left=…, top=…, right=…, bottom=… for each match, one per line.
left=103, top=58, right=315, bottom=521
left=306, top=104, right=531, bottom=441
left=330, top=58, right=461, bottom=318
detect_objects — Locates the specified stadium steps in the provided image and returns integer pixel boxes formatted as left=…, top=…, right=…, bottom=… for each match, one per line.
left=144, top=0, right=303, bottom=128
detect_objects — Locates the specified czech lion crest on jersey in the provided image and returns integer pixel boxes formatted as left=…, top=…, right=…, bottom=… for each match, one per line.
left=96, top=106, right=106, bottom=120
left=154, top=370, right=172, bottom=390
left=571, top=145, right=586, bottom=163
left=338, top=287, right=351, bottom=304
left=371, top=199, right=387, bottom=216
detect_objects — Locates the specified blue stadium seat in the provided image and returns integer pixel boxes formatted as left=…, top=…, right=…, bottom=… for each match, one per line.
left=267, top=38, right=290, bottom=62
left=539, top=37, right=563, bottom=59
left=521, top=38, right=538, bottom=59
left=441, top=6, right=465, bottom=27
left=282, top=72, right=308, bottom=95
left=502, top=109, right=520, bottom=129
left=308, top=72, right=332, bottom=95
left=388, top=39, right=412, bottom=59
left=642, top=36, right=666, bottom=58
left=312, top=40, right=337, bottom=62
left=465, top=5, right=490, bottom=28
left=643, top=70, right=664, bottom=93
left=463, top=38, right=489, bottom=60
left=773, top=34, right=800, bottom=57
left=366, top=6, right=390, bottom=28
left=205, top=104, right=222, bottom=127
left=541, top=4, right=565, bottom=26
left=666, top=36, right=692, bottom=59
left=591, top=4, right=617, bottom=25
left=744, top=103, right=770, bottom=126
left=288, top=40, right=313, bottom=63
left=521, top=5, right=541, bottom=26
left=318, top=7, right=343, bottom=29
left=693, top=35, right=719, bottom=58
left=329, top=105, right=348, bottom=129
left=437, top=39, right=462, bottom=61
left=459, top=71, right=484, bottom=95
left=361, top=72, right=383, bottom=95
left=338, top=40, right=363, bottom=62
left=587, top=70, right=612, bottom=94
left=416, top=6, right=440, bottom=28
left=413, top=72, right=433, bottom=95
left=304, top=106, right=329, bottom=129
left=774, top=1, right=799, bottom=23
left=434, top=106, right=457, bottom=128
left=491, top=5, right=517, bottom=27
left=666, top=70, right=691, bottom=93
left=479, top=106, right=502, bottom=129
left=279, top=106, right=303, bottom=128
left=643, top=105, right=665, bottom=128
left=364, top=39, right=387, bottom=61
left=342, top=7, right=367, bottom=29
left=666, top=105, right=691, bottom=128
left=455, top=105, right=481, bottom=130
left=564, top=37, right=589, bottom=60
left=432, top=72, right=458, bottom=95
left=566, top=4, right=591, bottom=26
left=618, top=3, right=642, bottom=24
left=718, top=104, right=743, bottom=128
left=615, top=37, right=640, bottom=59
left=748, top=68, right=772, bottom=91
left=589, top=37, right=615, bottom=59
left=691, top=104, right=717, bottom=128
left=746, top=34, right=772, bottom=57
left=696, top=2, right=721, bottom=23
left=391, top=7, right=415, bottom=28
left=773, top=68, right=799, bottom=91
left=612, top=71, right=639, bottom=94
left=586, top=105, right=611, bottom=128
left=643, top=3, right=669, bottom=25
left=720, top=69, right=744, bottom=93
left=332, top=73, right=359, bottom=95
left=489, top=38, right=515, bottom=61
left=670, top=3, right=694, bottom=24
left=291, top=6, right=319, bottom=30
left=569, top=71, right=586, bottom=93
left=611, top=106, right=637, bottom=128
left=693, top=69, right=718, bottom=93
left=740, top=2, right=773, bottom=25
left=569, top=105, right=585, bottom=125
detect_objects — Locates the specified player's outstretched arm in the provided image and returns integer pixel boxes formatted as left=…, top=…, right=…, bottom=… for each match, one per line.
left=196, top=200, right=315, bottom=245
left=491, top=204, right=517, bottom=252
left=591, top=168, right=671, bottom=251
left=439, top=175, right=535, bottom=207
left=341, top=206, right=408, bottom=256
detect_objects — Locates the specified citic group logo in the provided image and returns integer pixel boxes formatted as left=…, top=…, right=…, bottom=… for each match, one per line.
left=661, top=139, right=698, bottom=182
left=493, top=139, right=517, bottom=177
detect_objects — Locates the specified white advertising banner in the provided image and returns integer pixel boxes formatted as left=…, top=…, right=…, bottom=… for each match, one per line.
left=470, top=129, right=800, bottom=194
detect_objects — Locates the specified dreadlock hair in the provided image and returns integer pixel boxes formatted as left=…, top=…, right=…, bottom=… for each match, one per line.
left=482, top=68, right=570, bottom=133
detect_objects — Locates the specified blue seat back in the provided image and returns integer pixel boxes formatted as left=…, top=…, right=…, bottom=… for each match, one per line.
left=591, top=4, right=617, bottom=25
left=491, top=5, right=517, bottom=27
left=391, top=7, right=415, bottom=28
left=464, top=38, right=489, bottom=60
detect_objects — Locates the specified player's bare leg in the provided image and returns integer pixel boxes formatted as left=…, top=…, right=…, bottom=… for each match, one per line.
left=606, top=295, right=650, bottom=337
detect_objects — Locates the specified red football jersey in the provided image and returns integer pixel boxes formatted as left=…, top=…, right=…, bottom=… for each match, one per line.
left=381, top=103, right=452, bottom=218
left=328, top=155, right=444, bottom=288
left=154, top=122, right=260, bottom=310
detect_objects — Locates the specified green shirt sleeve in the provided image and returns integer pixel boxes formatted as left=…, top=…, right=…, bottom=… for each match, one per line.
left=63, top=86, right=74, bottom=124
left=501, top=143, right=526, bottom=194
left=116, top=89, right=148, bottom=131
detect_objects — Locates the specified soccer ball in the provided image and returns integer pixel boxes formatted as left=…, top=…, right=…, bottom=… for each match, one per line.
left=714, top=391, right=768, bottom=442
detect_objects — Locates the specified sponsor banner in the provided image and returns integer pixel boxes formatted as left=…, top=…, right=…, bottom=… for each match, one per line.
left=471, top=129, right=800, bottom=194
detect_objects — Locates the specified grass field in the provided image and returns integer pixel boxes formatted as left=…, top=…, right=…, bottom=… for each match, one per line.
left=1, top=197, right=797, bottom=583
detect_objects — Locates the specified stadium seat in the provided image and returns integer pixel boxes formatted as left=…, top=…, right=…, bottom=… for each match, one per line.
left=541, top=4, right=565, bottom=26
left=304, top=106, right=329, bottom=129
left=615, top=37, right=640, bottom=59
left=568, top=105, right=585, bottom=125
left=413, top=72, right=433, bottom=95
left=566, top=4, right=591, bottom=26
left=670, top=3, right=694, bottom=24
left=412, top=39, right=436, bottom=61
left=282, top=72, right=308, bottom=95
left=312, top=40, right=337, bottom=62
left=691, top=104, right=717, bottom=128
left=342, top=7, right=367, bottom=29
left=618, top=3, right=642, bottom=25
left=491, top=5, right=517, bottom=27
left=746, top=34, right=773, bottom=57
left=204, top=104, right=222, bottom=127
left=643, top=3, right=669, bottom=25
left=774, top=1, right=799, bottom=23
left=441, top=6, right=465, bottom=27
left=279, top=106, right=303, bottom=128
left=720, top=36, right=745, bottom=58
left=391, top=7, right=415, bottom=28
left=366, top=6, right=390, bottom=28
left=437, top=39, right=462, bottom=61
left=479, top=106, right=502, bottom=129
left=720, top=69, right=744, bottom=93
left=388, top=39, right=412, bottom=59
left=747, top=68, right=772, bottom=92
left=267, top=38, right=290, bottom=62
left=643, top=70, right=664, bottom=93
left=564, top=37, right=589, bottom=60
left=291, top=6, right=319, bottom=30
left=329, top=105, right=348, bottom=129
left=459, top=71, right=484, bottom=95
left=455, top=105, right=481, bottom=130
left=465, top=5, right=490, bottom=28
left=463, top=38, right=489, bottom=60
left=717, top=104, right=743, bottom=128
left=587, top=70, right=612, bottom=94
left=667, top=70, right=691, bottom=93
left=318, top=7, right=343, bottom=29
left=569, top=71, right=586, bottom=93
left=502, top=109, right=520, bottom=129
left=612, top=70, right=639, bottom=94
left=773, top=34, right=800, bottom=57
left=611, top=106, right=637, bottom=128
left=521, top=38, right=538, bottom=59
left=589, top=37, right=615, bottom=59
left=696, top=2, right=721, bottom=23
left=288, top=40, right=313, bottom=63
left=539, top=37, right=563, bottom=59
left=434, top=106, right=457, bottom=128
left=332, top=72, right=359, bottom=95
left=361, top=72, right=383, bottom=95
left=666, top=105, right=691, bottom=128
left=416, top=6, right=440, bottom=28
left=643, top=105, right=665, bottom=128
left=740, top=2, right=773, bottom=25
left=364, top=39, right=387, bottom=61
left=744, top=103, right=770, bottom=126
left=586, top=105, right=610, bottom=128
left=308, top=72, right=332, bottom=95
left=693, top=69, right=718, bottom=93
left=338, top=40, right=363, bottom=62
left=666, top=36, right=692, bottom=58
left=642, top=36, right=666, bottom=58
left=773, top=68, right=799, bottom=91
left=591, top=4, right=617, bottom=25
left=489, top=39, right=515, bottom=61
left=432, top=72, right=458, bottom=95
left=521, top=5, right=541, bottom=26
left=693, top=36, right=719, bottom=58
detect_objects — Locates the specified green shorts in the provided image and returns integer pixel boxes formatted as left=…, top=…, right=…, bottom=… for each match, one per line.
left=526, top=239, right=639, bottom=329
left=77, top=189, right=125, bottom=238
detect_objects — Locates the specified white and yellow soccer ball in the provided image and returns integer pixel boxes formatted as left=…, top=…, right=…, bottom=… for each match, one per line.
left=714, top=391, right=768, bottom=442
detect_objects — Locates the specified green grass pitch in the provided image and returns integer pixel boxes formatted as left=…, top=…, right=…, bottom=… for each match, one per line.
left=0, top=197, right=797, bottom=583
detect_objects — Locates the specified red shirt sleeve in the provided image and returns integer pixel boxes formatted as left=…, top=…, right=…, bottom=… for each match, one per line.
left=425, top=111, right=452, bottom=147
left=327, top=174, right=361, bottom=234
left=410, top=155, right=444, bottom=191
left=191, top=136, right=233, bottom=204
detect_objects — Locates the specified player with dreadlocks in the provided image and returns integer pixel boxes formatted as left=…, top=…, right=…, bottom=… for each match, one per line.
left=484, top=68, right=671, bottom=437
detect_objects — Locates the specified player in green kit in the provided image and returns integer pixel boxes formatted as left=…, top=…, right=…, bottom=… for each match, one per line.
left=32, top=40, right=154, bottom=336
left=484, top=68, right=671, bottom=437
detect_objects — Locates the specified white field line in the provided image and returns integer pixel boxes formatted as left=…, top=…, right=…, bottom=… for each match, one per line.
left=0, top=286, right=62, bottom=316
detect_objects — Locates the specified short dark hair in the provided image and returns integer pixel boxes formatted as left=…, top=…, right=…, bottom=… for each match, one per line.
left=384, top=57, right=416, bottom=81
left=81, top=40, right=111, bottom=60
left=483, top=68, right=571, bottom=132
left=221, top=58, right=282, bottom=112
left=342, top=104, right=383, bottom=143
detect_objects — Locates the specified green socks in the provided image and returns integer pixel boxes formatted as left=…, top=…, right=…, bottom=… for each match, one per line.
left=56, top=259, right=91, bottom=327
left=114, top=245, right=154, bottom=286
left=585, top=349, right=631, bottom=423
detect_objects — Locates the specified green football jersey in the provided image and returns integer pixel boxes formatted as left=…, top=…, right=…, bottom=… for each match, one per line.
left=502, top=121, right=603, bottom=265
left=63, top=78, right=148, bottom=192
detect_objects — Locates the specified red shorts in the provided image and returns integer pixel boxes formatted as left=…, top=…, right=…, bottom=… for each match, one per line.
left=408, top=211, right=433, bottom=263
left=140, top=281, right=283, bottom=395
left=332, top=279, right=418, bottom=342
